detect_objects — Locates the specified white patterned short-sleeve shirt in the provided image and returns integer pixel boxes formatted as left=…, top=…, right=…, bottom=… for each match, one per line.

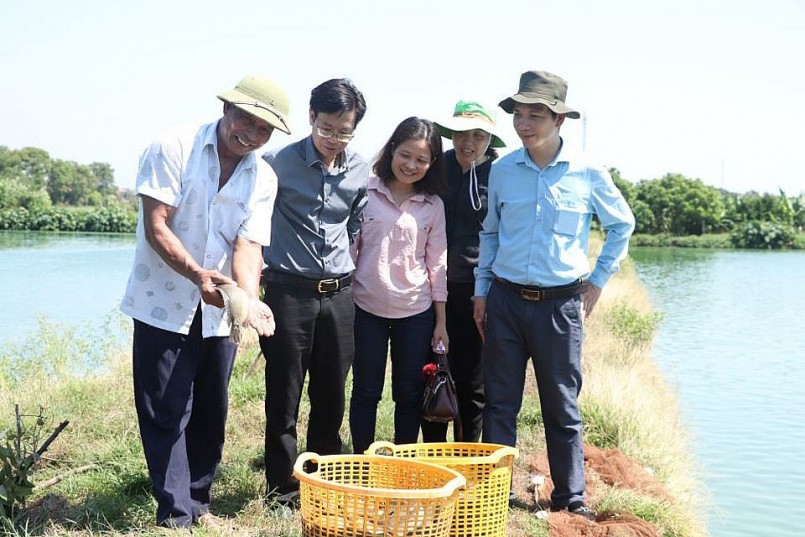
left=120, top=120, right=277, bottom=336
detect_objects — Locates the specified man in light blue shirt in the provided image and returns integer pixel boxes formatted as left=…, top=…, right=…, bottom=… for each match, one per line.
left=473, top=71, right=635, bottom=520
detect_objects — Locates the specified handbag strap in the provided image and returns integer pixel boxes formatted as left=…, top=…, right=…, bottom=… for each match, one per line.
left=435, top=352, right=463, bottom=441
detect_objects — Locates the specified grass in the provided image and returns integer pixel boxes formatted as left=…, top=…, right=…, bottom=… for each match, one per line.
left=630, top=233, right=732, bottom=248
left=0, top=257, right=707, bottom=536
left=631, top=231, right=805, bottom=249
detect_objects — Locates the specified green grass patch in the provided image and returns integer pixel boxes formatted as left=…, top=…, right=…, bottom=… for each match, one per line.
left=596, top=488, right=691, bottom=537
left=630, top=233, right=731, bottom=248
left=580, top=398, right=640, bottom=450
left=607, top=303, right=664, bottom=348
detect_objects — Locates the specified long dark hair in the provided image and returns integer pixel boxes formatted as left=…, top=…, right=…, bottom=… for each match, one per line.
left=373, top=117, right=447, bottom=195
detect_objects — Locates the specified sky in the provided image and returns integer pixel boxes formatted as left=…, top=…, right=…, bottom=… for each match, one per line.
left=1, top=0, right=803, bottom=195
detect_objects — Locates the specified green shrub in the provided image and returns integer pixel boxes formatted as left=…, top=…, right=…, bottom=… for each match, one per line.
left=607, top=303, right=664, bottom=347
left=0, top=179, right=51, bottom=212
left=0, top=208, right=30, bottom=231
left=81, top=206, right=137, bottom=233
left=0, top=407, right=57, bottom=521
left=730, top=221, right=796, bottom=249
left=0, top=206, right=136, bottom=233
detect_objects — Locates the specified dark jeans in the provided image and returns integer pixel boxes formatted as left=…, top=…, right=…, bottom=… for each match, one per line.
left=421, top=281, right=485, bottom=442
left=349, top=305, right=435, bottom=454
left=482, top=279, right=586, bottom=507
left=132, top=308, right=237, bottom=528
left=259, top=283, right=355, bottom=494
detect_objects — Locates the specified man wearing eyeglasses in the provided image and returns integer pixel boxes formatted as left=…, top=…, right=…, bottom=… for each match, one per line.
left=259, top=78, right=369, bottom=507
left=121, top=75, right=289, bottom=530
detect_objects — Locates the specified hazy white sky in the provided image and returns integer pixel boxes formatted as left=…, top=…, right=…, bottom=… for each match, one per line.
left=1, top=0, right=803, bottom=195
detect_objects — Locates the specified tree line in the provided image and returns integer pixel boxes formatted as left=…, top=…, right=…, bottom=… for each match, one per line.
left=611, top=169, right=803, bottom=249
left=0, top=146, right=136, bottom=232
left=1, top=146, right=802, bottom=248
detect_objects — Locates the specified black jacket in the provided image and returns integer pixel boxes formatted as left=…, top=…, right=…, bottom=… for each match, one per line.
left=440, top=149, right=494, bottom=284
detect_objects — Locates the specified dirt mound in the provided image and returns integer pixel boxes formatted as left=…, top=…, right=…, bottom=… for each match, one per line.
left=548, top=510, right=661, bottom=537
left=584, top=445, right=672, bottom=502
left=523, top=444, right=666, bottom=536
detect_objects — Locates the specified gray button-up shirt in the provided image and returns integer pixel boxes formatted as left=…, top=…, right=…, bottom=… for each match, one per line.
left=263, top=136, right=369, bottom=278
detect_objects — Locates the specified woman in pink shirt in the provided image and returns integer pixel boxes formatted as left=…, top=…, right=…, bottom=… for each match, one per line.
left=349, top=116, right=448, bottom=454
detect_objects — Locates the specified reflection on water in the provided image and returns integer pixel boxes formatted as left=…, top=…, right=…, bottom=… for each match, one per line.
left=0, top=231, right=135, bottom=349
left=0, top=230, right=134, bottom=250
left=631, top=247, right=805, bottom=537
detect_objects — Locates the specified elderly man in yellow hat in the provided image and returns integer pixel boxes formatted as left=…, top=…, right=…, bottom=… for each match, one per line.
left=121, top=75, right=290, bottom=530
left=474, top=71, right=635, bottom=520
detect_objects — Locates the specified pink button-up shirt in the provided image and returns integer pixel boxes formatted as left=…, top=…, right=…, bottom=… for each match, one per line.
left=351, top=176, right=447, bottom=319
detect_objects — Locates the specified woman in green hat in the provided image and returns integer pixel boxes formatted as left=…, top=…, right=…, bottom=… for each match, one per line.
left=423, top=100, right=506, bottom=443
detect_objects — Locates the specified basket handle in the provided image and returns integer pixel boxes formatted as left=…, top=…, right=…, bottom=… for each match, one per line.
left=365, top=441, right=397, bottom=456
left=293, top=451, right=319, bottom=475
left=442, top=473, right=467, bottom=495
left=489, top=446, right=519, bottom=464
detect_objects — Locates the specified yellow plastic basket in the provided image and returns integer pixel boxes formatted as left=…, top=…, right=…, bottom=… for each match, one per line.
left=367, top=442, right=519, bottom=537
left=293, top=452, right=466, bottom=537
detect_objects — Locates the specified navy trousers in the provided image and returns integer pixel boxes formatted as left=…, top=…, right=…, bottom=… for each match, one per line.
left=482, top=279, right=586, bottom=507
left=132, top=308, right=237, bottom=527
left=350, top=305, right=435, bottom=454
left=259, top=283, right=355, bottom=495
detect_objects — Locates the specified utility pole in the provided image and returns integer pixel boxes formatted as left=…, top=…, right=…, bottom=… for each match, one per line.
left=582, top=112, right=588, bottom=153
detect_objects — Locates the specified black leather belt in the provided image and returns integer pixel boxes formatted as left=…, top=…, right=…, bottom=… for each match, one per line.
left=263, top=271, right=352, bottom=293
left=494, top=277, right=587, bottom=302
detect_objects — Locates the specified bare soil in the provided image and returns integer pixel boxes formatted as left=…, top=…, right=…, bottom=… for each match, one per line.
left=510, top=444, right=670, bottom=537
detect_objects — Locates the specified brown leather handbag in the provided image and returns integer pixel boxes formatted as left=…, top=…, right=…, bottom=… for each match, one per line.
left=422, top=343, right=460, bottom=425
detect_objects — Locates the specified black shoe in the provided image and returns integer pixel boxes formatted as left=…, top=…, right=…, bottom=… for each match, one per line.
left=267, top=482, right=301, bottom=510
left=567, top=501, right=596, bottom=521
left=157, top=517, right=192, bottom=534
left=274, top=490, right=300, bottom=509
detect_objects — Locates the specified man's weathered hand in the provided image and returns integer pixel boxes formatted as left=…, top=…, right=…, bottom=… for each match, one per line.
left=246, top=299, right=276, bottom=338
left=197, top=270, right=236, bottom=308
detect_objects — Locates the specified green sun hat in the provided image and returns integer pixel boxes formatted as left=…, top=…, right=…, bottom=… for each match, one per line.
left=434, top=99, right=506, bottom=148
left=498, top=70, right=580, bottom=119
left=217, top=75, right=291, bottom=134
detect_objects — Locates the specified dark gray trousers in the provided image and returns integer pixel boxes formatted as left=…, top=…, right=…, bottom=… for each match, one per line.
left=482, top=279, right=586, bottom=507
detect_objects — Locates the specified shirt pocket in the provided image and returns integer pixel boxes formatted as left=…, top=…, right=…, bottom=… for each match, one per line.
left=415, top=223, right=430, bottom=256
left=553, top=208, right=584, bottom=236
left=361, top=215, right=386, bottom=240
left=393, top=214, right=423, bottom=262
left=213, top=195, right=248, bottom=245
